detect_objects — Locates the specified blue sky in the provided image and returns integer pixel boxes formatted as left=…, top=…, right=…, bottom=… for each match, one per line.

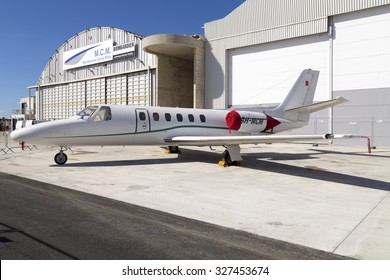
left=0, top=0, right=245, bottom=117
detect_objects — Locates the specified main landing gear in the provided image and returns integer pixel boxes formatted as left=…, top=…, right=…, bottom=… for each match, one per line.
left=165, top=146, right=181, bottom=154
left=218, top=145, right=242, bottom=167
left=219, top=150, right=240, bottom=167
left=54, top=147, right=68, bottom=165
left=163, top=145, right=242, bottom=167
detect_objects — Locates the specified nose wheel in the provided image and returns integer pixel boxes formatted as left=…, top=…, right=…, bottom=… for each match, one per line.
left=54, top=149, right=68, bottom=165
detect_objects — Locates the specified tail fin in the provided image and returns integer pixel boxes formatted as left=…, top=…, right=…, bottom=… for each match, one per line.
left=269, top=69, right=320, bottom=122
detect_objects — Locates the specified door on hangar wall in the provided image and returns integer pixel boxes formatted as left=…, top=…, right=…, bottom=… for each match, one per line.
left=41, top=82, right=85, bottom=120
left=333, top=5, right=390, bottom=92
left=332, top=5, right=390, bottom=146
left=228, top=34, right=330, bottom=107
left=106, top=71, right=154, bottom=106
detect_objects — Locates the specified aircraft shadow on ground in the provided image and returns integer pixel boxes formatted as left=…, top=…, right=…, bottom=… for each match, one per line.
left=243, top=156, right=390, bottom=192
left=57, top=148, right=390, bottom=192
left=310, top=148, right=390, bottom=159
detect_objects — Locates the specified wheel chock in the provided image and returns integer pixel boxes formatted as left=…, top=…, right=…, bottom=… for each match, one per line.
left=165, top=149, right=181, bottom=154
left=218, top=160, right=228, bottom=167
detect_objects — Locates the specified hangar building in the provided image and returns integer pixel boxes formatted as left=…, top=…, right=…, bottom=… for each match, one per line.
left=204, top=0, right=390, bottom=146
left=33, top=27, right=204, bottom=120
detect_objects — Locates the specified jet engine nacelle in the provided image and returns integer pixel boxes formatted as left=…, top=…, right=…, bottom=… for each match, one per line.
left=225, top=110, right=281, bottom=133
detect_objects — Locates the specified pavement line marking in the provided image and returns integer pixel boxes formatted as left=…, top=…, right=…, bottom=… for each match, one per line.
left=332, top=191, right=389, bottom=254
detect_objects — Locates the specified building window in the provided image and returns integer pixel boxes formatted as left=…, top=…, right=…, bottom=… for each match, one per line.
left=176, top=113, right=183, bottom=122
left=165, top=113, right=171, bottom=122
left=153, top=112, right=159, bottom=121
left=188, top=114, right=194, bottom=122
left=200, top=114, right=206, bottom=123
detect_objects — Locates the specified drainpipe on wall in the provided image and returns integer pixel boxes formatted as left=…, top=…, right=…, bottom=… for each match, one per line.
left=328, top=16, right=334, bottom=143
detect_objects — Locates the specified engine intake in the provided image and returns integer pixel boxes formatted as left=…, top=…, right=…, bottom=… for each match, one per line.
left=225, top=110, right=280, bottom=133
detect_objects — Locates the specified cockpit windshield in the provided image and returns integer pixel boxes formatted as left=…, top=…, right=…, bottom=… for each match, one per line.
left=93, top=106, right=112, bottom=122
left=76, top=106, right=98, bottom=119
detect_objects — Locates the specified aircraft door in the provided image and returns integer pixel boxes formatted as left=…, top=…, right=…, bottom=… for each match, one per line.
left=135, top=109, right=150, bottom=133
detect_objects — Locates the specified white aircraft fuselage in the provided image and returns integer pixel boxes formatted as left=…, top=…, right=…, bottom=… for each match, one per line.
left=10, top=105, right=285, bottom=147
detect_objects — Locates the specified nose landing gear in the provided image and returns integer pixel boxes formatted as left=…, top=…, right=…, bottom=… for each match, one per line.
left=54, top=147, right=68, bottom=165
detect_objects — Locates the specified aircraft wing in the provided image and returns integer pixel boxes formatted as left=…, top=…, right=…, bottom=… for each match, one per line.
left=166, top=134, right=332, bottom=146
left=165, top=134, right=371, bottom=152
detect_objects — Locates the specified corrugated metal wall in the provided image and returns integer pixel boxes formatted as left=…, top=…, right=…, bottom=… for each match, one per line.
left=206, top=0, right=390, bottom=42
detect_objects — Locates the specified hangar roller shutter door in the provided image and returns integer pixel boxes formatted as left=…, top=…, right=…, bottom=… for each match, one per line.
left=127, top=71, right=150, bottom=106
left=39, top=70, right=153, bottom=120
left=332, top=7, right=390, bottom=147
left=107, top=76, right=127, bottom=105
left=86, top=78, right=105, bottom=106
left=67, top=82, right=85, bottom=116
left=228, top=34, right=329, bottom=107
left=41, top=82, right=85, bottom=120
left=105, top=71, right=150, bottom=106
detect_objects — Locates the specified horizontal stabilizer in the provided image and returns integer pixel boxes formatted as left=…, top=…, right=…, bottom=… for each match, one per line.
left=285, top=96, right=348, bottom=114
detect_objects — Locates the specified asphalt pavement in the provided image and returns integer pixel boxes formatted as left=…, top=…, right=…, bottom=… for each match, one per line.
left=0, top=172, right=349, bottom=260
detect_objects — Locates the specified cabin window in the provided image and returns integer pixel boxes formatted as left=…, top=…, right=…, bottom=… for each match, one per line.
left=200, top=114, right=206, bottom=123
left=188, top=114, right=194, bottom=122
left=165, top=113, right=171, bottom=122
left=176, top=114, right=183, bottom=122
left=153, top=112, right=159, bottom=121
left=139, top=112, right=146, bottom=121
left=93, top=106, right=112, bottom=122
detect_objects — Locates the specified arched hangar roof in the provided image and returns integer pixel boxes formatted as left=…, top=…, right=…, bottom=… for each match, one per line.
left=38, top=27, right=151, bottom=86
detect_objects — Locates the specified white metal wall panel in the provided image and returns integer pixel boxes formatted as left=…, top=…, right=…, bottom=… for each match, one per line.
left=206, top=0, right=327, bottom=40
left=229, top=34, right=329, bottom=106
left=333, top=5, right=390, bottom=91
left=206, top=0, right=390, bottom=40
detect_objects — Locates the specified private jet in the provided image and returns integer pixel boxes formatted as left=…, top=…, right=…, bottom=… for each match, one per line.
left=10, top=69, right=369, bottom=166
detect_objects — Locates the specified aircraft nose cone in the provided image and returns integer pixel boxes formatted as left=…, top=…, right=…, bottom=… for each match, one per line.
left=10, top=130, right=21, bottom=142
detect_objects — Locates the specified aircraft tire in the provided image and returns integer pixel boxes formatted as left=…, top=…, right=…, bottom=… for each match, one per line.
left=168, top=146, right=180, bottom=154
left=222, top=150, right=235, bottom=166
left=54, top=153, right=68, bottom=165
